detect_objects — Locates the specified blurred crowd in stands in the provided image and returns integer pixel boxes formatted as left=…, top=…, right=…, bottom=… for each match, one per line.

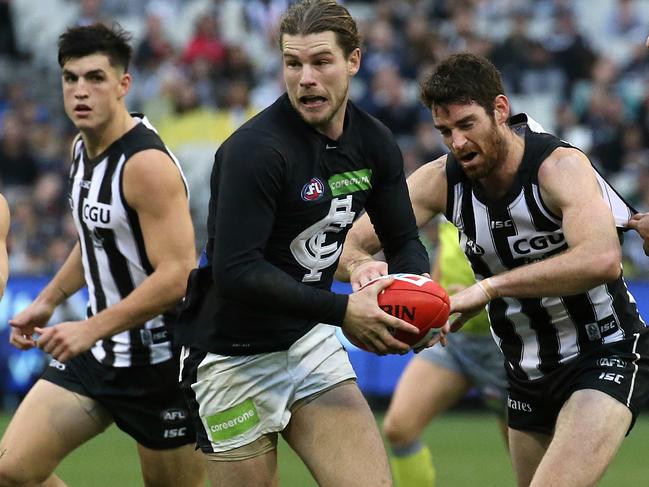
left=1, top=0, right=649, bottom=277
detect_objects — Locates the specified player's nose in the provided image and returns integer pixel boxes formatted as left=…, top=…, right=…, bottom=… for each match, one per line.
left=451, top=130, right=467, bottom=150
left=300, top=64, right=317, bottom=86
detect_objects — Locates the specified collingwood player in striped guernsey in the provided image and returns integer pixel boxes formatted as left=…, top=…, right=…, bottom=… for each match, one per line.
left=339, top=53, right=649, bottom=487
left=1, top=24, right=205, bottom=486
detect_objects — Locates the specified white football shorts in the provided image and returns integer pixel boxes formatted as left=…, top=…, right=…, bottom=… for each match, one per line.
left=187, top=323, right=357, bottom=453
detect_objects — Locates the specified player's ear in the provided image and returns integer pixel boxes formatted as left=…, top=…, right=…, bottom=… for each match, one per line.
left=493, top=94, right=509, bottom=125
left=118, top=72, right=131, bottom=99
left=347, top=48, right=361, bottom=76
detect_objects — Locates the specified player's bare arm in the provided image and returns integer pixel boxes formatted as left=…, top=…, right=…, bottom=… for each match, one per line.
left=10, top=242, right=85, bottom=350
left=35, top=149, right=196, bottom=361
left=451, top=148, right=621, bottom=329
left=337, top=155, right=448, bottom=288
left=10, top=135, right=86, bottom=350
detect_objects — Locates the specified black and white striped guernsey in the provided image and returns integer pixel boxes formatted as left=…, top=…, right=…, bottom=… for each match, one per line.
left=68, top=114, right=188, bottom=367
left=445, top=114, right=645, bottom=381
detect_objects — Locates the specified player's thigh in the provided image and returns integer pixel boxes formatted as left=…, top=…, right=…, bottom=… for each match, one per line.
left=508, top=428, right=550, bottom=487
left=530, top=389, right=631, bottom=487
left=283, top=382, right=391, bottom=487
left=137, top=443, right=205, bottom=487
left=383, top=356, right=471, bottom=442
left=0, top=379, right=112, bottom=483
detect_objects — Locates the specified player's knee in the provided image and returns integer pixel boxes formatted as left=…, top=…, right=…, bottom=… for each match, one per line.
left=383, top=413, right=418, bottom=446
left=0, top=460, right=49, bottom=487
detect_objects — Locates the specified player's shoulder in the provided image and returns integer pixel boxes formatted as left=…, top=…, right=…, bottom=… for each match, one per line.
left=412, top=154, right=448, bottom=182
left=112, top=115, right=169, bottom=161
left=539, top=146, right=591, bottom=178
left=221, top=97, right=293, bottom=152
left=347, top=101, right=399, bottom=147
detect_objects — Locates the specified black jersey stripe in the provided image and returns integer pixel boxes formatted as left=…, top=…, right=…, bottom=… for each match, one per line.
left=562, top=293, right=597, bottom=352
left=489, top=202, right=518, bottom=269
left=525, top=184, right=560, bottom=232
left=124, top=203, right=152, bottom=274
left=119, top=162, right=154, bottom=275
left=609, top=278, right=645, bottom=335
left=489, top=299, right=525, bottom=378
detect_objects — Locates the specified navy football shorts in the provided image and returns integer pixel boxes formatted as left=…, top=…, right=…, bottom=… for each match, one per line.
left=506, top=331, right=649, bottom=435
left=41, top=349, right=195, bottom=450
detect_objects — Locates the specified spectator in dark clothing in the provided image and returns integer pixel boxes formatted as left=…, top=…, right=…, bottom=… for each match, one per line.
left=0, top=112, right=38, bottom=187
left=0, top=0, right=23, bottom=59
left=543, top=7, right=597, bottom=100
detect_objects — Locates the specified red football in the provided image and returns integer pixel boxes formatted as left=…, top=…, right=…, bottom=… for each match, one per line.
left=345, top=273, right=451, bottom=352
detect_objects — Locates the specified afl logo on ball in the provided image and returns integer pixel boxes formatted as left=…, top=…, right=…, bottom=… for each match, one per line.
left=301, top=178, right=324, bottom=201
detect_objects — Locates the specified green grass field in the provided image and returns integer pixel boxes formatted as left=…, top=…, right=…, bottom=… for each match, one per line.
left=1, top=409, right=648, bottom=486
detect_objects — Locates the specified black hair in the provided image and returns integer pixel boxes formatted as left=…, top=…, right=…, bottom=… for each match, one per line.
left=420, top=53, right=505, bottom=116
left=58, top=23, right=133, bottom=72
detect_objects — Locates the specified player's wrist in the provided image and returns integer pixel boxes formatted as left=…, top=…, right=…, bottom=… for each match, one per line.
left=347, top=256, right=375, bottom=277
left=39, top=282, right=71, bottom=307
left=477, top=278, right=499, bottom=302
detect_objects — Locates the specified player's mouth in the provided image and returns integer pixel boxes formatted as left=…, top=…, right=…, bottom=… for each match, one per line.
left=459, top=151, right=478, bottom=163
left=74, top=104, right=92, bottom=116
left=299, top=95, right=327, bottom=109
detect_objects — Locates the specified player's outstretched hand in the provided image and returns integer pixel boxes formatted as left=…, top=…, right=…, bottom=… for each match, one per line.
left=349, top=259, right=388, bottom=291
left=628, top=213, right=649, bottom=255
left=9, top=299, right=56, bottom=350
left=343, top=276, right=419, bottom=355
left=449, top=283, right=490, bottom=332
left=34, top=321, right=98, bottom=363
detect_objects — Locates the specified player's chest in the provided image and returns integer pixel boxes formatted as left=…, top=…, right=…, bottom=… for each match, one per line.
left=460, top=189, right=566, bottom=264
left=282, top=147, right=375, bottom=216
left=69, top=167, right=127, bottom=231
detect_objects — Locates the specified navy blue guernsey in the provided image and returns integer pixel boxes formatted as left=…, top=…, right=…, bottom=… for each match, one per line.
left=444, top=114, right=644, bottom=381
left=177, top=94, right=429, bottom=355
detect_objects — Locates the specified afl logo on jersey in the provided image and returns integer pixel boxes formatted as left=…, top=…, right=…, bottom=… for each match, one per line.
left=301, top=178, right=325, bottom=201
left=464, top=238, right=485, bottom=256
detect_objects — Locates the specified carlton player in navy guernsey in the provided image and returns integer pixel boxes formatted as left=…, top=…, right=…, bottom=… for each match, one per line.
left=0, top=24, right=205, bottom=486
left=339, top=53, right=649, bottom=487
left=175, top=2, right=430, bottom=486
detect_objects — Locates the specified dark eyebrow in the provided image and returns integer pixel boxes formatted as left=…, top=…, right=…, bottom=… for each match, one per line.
left=283, top=47, right=334, bottom=59
left=456, top=114, right=477, bottom=125
left=62, top=69, right=106, bottom=77
left=435, top=114, right=477, bottom=131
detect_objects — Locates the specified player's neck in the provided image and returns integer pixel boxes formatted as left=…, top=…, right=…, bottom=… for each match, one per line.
left=81, top=108, right=137, bottom=159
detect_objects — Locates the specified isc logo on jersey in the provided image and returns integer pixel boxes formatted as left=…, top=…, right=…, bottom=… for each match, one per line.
left=301, top=178, right=324, bottom=201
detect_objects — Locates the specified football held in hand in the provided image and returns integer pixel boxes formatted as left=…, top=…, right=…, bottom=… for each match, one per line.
left=349, top=274, right=450, bottom=352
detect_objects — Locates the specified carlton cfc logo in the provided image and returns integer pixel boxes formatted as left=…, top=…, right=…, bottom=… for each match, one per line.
left=301, top=178, right=324, bottom=201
